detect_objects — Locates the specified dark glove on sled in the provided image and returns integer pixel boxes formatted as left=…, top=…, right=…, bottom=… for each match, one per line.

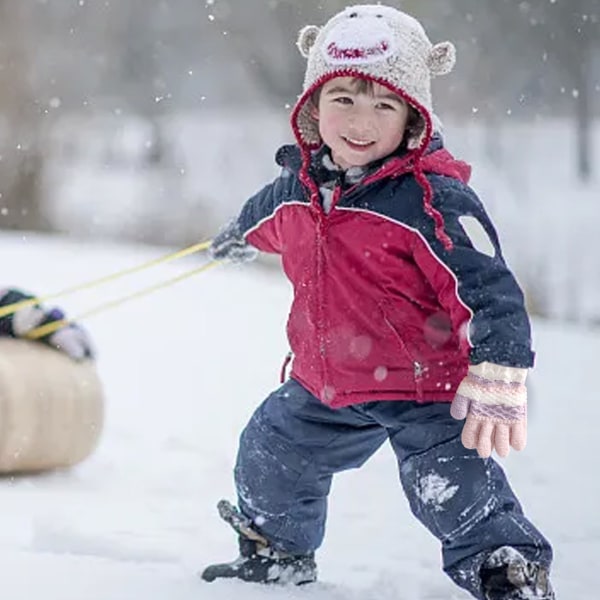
left=0, top=288, right=94, bottom=361
left=209, top=219, right=258, bottom=264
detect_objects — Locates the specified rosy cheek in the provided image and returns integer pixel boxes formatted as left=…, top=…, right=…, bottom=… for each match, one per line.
left=321, top=112, right=343, bottom=133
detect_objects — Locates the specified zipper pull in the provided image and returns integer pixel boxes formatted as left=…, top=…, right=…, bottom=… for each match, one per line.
left=414, top=362, right=424, bottom=378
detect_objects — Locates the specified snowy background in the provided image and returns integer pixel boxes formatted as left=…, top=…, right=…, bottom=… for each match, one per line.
left=1, top=0, right=599, bottom=324
left=1, top=1, right=599, bottom=598
left=0, top=233, right=598, bottom=599
left=45, top=114, right=600, bottom=323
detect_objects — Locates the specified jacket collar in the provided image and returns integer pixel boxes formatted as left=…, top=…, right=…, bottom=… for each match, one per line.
left=275, top=132, right=471, bottom=187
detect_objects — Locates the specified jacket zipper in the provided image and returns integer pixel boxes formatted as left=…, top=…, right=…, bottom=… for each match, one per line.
left=315, top=194, right=327, bottom=389
left=381, top=310, right=424, bottom=399
left=315, top=186, right=342, bottom=397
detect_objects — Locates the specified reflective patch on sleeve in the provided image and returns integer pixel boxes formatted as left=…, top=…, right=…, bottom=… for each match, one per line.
left=458, top=215, right=496, bottom=257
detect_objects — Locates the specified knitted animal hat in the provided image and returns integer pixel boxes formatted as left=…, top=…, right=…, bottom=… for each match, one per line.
left=292, top=4, right=456, bottom=152
left=291, top=4, right=457, bottom=249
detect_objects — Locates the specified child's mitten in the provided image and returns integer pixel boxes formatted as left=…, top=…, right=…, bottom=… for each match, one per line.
left=0, top=288, right=94, bottom=361
left=450, top=361, right=527, bottom=458
left=209, top=220, right=258, bottom=263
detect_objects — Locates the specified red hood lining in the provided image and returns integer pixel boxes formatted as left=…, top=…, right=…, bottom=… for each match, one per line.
left=291, top=70, right=458, bottom=250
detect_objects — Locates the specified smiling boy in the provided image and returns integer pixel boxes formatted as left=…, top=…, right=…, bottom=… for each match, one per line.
left=202, top=6, right=554, bottom=599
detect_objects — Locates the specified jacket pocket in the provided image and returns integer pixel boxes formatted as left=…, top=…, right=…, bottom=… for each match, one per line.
left=379, top=304, right=425, bottom=399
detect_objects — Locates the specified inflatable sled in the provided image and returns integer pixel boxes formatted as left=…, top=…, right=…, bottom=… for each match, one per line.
left=0, top=338, right=104, bottom=474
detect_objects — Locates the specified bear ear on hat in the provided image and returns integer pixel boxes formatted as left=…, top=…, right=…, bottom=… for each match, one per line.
left=297, top=25, right=320, bottom=58
left=427, top=41, right=456, bottom=76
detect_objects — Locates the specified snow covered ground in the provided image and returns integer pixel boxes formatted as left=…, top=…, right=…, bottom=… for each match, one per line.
left=0, top=233, right=597, bottom=599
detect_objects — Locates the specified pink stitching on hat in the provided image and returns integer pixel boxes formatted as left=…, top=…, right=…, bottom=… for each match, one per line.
left=326, top=40, right=389, bottom=61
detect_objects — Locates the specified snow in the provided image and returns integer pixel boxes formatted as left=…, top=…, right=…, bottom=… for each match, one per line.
left=417, top=473, right=459, bottom=510
left=0, top=232, right=597, bottom=599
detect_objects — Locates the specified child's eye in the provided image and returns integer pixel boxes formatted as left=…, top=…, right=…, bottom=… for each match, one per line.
left=333, top=96, right=353, bottom=105
left=376, top=102, right=396, bottom=110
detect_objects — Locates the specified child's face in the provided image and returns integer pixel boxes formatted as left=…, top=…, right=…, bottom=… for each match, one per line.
left=311, top=77, right=409, bottom=170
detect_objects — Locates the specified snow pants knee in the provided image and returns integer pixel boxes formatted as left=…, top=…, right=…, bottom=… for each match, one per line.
left=234, top=379, right=552, bottom=599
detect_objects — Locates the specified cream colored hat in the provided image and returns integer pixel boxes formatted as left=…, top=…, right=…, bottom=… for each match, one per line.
left=292, top=4, right=456, bottom=151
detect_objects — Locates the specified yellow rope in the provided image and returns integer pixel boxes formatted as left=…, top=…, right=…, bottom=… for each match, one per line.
left=0, top=239, right=212, bottom=319
left=25, top=260, right=222, bottom=340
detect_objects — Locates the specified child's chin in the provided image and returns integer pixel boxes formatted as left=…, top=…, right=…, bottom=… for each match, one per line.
left=341, top=149, right=372, bottom=162
left=346, top=155, right=375, bottom=168
left=333, top=149, right=375, bottom=169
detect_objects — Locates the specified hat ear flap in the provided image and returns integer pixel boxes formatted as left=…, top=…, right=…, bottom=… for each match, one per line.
left=297, top=25, right=320, bottom=58
left=428, top=41, right=456, bottom=76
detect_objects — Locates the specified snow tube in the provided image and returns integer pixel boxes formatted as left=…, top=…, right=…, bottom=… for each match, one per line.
left=0, top=338, right=104, bottom=474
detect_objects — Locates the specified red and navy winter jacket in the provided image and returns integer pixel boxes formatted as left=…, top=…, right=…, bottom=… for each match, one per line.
left=236, top=137, right=534, bottom=408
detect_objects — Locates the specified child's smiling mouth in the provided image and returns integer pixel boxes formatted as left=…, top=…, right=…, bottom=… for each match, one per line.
left=343, top=136, right=375, bottom=149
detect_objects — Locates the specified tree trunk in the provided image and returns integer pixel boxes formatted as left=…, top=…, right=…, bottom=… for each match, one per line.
left=0, top=3, right=48, bottom=232
left=572, top=15, right=593, bottom=182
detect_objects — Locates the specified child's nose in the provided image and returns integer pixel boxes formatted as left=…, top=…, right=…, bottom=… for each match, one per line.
left=348, top=108, right=375, bottom=133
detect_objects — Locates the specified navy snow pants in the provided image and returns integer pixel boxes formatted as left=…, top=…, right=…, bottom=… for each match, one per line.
left=234, top=379, right=552, bottom=599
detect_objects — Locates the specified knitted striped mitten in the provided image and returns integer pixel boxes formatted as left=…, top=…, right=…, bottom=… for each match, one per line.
left=450, top=361, right=527, bottom=458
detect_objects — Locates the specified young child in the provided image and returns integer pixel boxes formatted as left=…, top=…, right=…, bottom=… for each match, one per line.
left=0, top=287, right=93, bottom=360
left=201, top=6, right=554, bottom=599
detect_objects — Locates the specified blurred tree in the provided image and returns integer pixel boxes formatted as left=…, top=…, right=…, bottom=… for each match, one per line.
left=493, top=0, right=599, bottom=181
left=217, top=0, right=421, bottom=107
left=0, top=3, right=48, bottom=231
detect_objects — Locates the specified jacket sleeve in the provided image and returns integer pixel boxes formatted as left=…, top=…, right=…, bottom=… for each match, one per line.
left=412, top=178, right=534, bottom=368
left=235, top=167, right=300, bottom=255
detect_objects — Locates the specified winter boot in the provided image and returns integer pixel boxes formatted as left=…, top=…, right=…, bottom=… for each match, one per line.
left=200, top=500, right=317, bottom=585
left=480, top=546, right=555, bottom=599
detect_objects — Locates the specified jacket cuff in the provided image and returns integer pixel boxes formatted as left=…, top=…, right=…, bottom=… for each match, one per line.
left=470, top=343, right=535, bottom=368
